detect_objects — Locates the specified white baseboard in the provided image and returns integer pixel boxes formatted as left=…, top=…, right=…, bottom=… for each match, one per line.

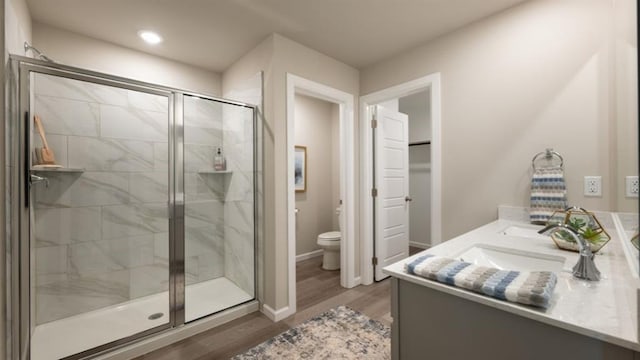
left=261, top=304, right=295, bottom=322
left=296, top=249, right=323, bottom=262
left=409, top=241, right=430, bottom=249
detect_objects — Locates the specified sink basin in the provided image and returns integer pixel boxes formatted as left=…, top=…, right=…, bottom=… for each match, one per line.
left=455, top=244, right=567, bottom=272
left=500, top=225, right=549, bottom=240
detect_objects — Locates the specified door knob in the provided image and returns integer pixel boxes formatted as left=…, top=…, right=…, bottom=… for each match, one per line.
left=405, top=196, right=413, bottom=202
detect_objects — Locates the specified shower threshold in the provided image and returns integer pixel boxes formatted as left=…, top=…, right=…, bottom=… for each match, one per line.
left=31, top=277, right=252, bottom=360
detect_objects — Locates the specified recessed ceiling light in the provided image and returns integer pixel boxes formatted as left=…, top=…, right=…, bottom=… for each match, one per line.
left=138, top=30, right=163, bottom=45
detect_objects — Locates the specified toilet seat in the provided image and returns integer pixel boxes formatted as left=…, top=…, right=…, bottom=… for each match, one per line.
left=317, top=231, right=341, bottom=250
left=318, top=231, right=341, bottom=241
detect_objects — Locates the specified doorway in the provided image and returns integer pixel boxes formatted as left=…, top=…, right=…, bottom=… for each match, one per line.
left=284, top=74, right=356, bottom=321
left=360, top=73, right=442, bottom=284
left=293, top=94, right=341, bottom=267
left=400, top=90, right=433, bottom=251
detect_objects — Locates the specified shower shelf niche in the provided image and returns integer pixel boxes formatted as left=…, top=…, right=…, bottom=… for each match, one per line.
left=30, top=167, right=85, bottom=173
left=197, top=169, right=233, bottom=175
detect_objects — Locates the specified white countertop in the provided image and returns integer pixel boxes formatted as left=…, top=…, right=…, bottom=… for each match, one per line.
left=383, top=213, right=640, bottom=352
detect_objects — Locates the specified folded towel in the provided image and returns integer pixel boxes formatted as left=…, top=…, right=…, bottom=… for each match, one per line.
left=405, top=254, right=557, bottom=309
left=530, top=167, right=567, bottom=224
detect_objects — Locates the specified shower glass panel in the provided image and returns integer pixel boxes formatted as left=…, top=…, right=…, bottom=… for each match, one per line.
left=8, top=57, right=259, bottom=360
left=183, top=95, right=255, bottom=322
left=28, top=72, right=171, bottom=359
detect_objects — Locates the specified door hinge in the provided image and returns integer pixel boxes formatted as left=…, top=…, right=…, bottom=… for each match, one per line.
left=371, top=119, right=378, bottom=129
left=371, top=188, right=378, bottom=197
left=372, top=257, right=378, bottom=266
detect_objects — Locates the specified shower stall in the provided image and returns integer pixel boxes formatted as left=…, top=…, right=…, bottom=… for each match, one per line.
left=6, top=56, right=260, bottom=360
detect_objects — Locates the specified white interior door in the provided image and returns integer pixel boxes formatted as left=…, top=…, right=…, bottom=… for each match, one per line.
left=374, top=105, right=410, bottom=281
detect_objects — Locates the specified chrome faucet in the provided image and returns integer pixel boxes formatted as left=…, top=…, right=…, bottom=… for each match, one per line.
left=538, top=223, right=601, bottom=281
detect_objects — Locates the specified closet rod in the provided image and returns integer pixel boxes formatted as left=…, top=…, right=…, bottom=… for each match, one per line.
left=409, top=141, right=431, bottom=146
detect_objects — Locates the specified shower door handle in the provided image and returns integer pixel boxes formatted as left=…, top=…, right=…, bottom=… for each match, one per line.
left=24, top=111, right=30, bottom=206
left=174, top=203, right=184, bottom=219
left=29, top=174, right=49, bottom=188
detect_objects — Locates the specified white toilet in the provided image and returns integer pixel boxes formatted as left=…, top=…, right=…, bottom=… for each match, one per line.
left=317, top=207, right=342, bottom=270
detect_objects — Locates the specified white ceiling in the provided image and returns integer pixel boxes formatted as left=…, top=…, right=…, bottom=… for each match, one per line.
left=26, top=0, right=528, bottom=72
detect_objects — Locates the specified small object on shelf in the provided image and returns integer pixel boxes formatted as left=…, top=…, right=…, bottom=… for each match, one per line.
left=545, top=206, right=610, bottom=253
left=214, top=147, right=226, bottom=171
left=33, top=115, right=58, bottom=166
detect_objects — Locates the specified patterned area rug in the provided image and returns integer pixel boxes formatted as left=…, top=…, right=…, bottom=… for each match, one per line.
left=232, top=306, right=391, bottom=359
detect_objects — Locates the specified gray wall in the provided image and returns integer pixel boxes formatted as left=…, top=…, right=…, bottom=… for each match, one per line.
left=223, top=32, right=360, bottom=313
left=294, top=94, right=340, bottom=256
left=33, top=23, right=222, bottom=96
left=361, top=0, right=637, bottom=241
left=400, top=90, right=431, bottom=144
left=613, top=0, right=638, bottom=212
left=5, top=0, right=30, bottom=55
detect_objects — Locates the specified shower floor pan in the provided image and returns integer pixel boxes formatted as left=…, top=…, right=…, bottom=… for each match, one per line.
left=31, top=277, right=253, bottom=360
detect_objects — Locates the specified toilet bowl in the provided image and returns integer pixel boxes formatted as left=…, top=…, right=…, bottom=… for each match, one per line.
left=317, top=207, right=342, bottom=270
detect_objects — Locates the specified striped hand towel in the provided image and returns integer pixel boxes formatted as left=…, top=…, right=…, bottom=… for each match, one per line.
left=530, top=167, right=567, bottom=224
left=405, top=254, right=557, bottom=309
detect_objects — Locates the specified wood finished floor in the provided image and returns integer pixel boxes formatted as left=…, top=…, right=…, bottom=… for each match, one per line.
left=135, top=255, right=399, bottom=360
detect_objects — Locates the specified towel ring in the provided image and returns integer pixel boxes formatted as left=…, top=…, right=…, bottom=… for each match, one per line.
left=532, top=148, right=563, bottom=170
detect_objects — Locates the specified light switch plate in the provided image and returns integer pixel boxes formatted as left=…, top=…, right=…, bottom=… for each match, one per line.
left=584, top=176, right=602, bottom=197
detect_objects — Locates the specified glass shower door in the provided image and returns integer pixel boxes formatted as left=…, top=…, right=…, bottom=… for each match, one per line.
left=182, top=95, right=255, bottom=322
left=27, top=71, right=172, bottom=360
left=10, top=58, right=259, bottom=360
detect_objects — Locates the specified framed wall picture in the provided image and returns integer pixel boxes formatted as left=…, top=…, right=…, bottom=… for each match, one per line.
left=294, top=146, right=307, bottom=192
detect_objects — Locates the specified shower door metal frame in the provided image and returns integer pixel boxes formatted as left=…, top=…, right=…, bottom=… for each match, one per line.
left=177, top=91, right=260, bottom=324
left=9, top=56, right=179, bottom=360
left=7, top=55, right=259, bottom=360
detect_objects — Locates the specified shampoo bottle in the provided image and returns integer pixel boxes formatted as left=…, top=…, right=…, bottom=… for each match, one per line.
left=214, top=147, right=226, bottom=171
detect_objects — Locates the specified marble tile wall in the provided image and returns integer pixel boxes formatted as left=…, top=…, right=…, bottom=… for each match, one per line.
left=183, top=94, right=256, bottom=296
left=32, top=75, right=257, bottom=325
left=223, top=72, right=263, bottom=302
left=183, top=95, right=226, bottom=286
left=32, top=73, right=171, bottom=324
left=222, top=99, right=256, bottom=297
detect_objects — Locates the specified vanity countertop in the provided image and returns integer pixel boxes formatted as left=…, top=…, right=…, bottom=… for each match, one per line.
left=383, top=214, right=640, bottom=352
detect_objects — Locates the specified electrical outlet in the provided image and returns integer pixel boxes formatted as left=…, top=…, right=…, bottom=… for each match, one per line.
left=626, top=176, right=639, bottom=198
left=584, top=176, right=602, bottom=197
